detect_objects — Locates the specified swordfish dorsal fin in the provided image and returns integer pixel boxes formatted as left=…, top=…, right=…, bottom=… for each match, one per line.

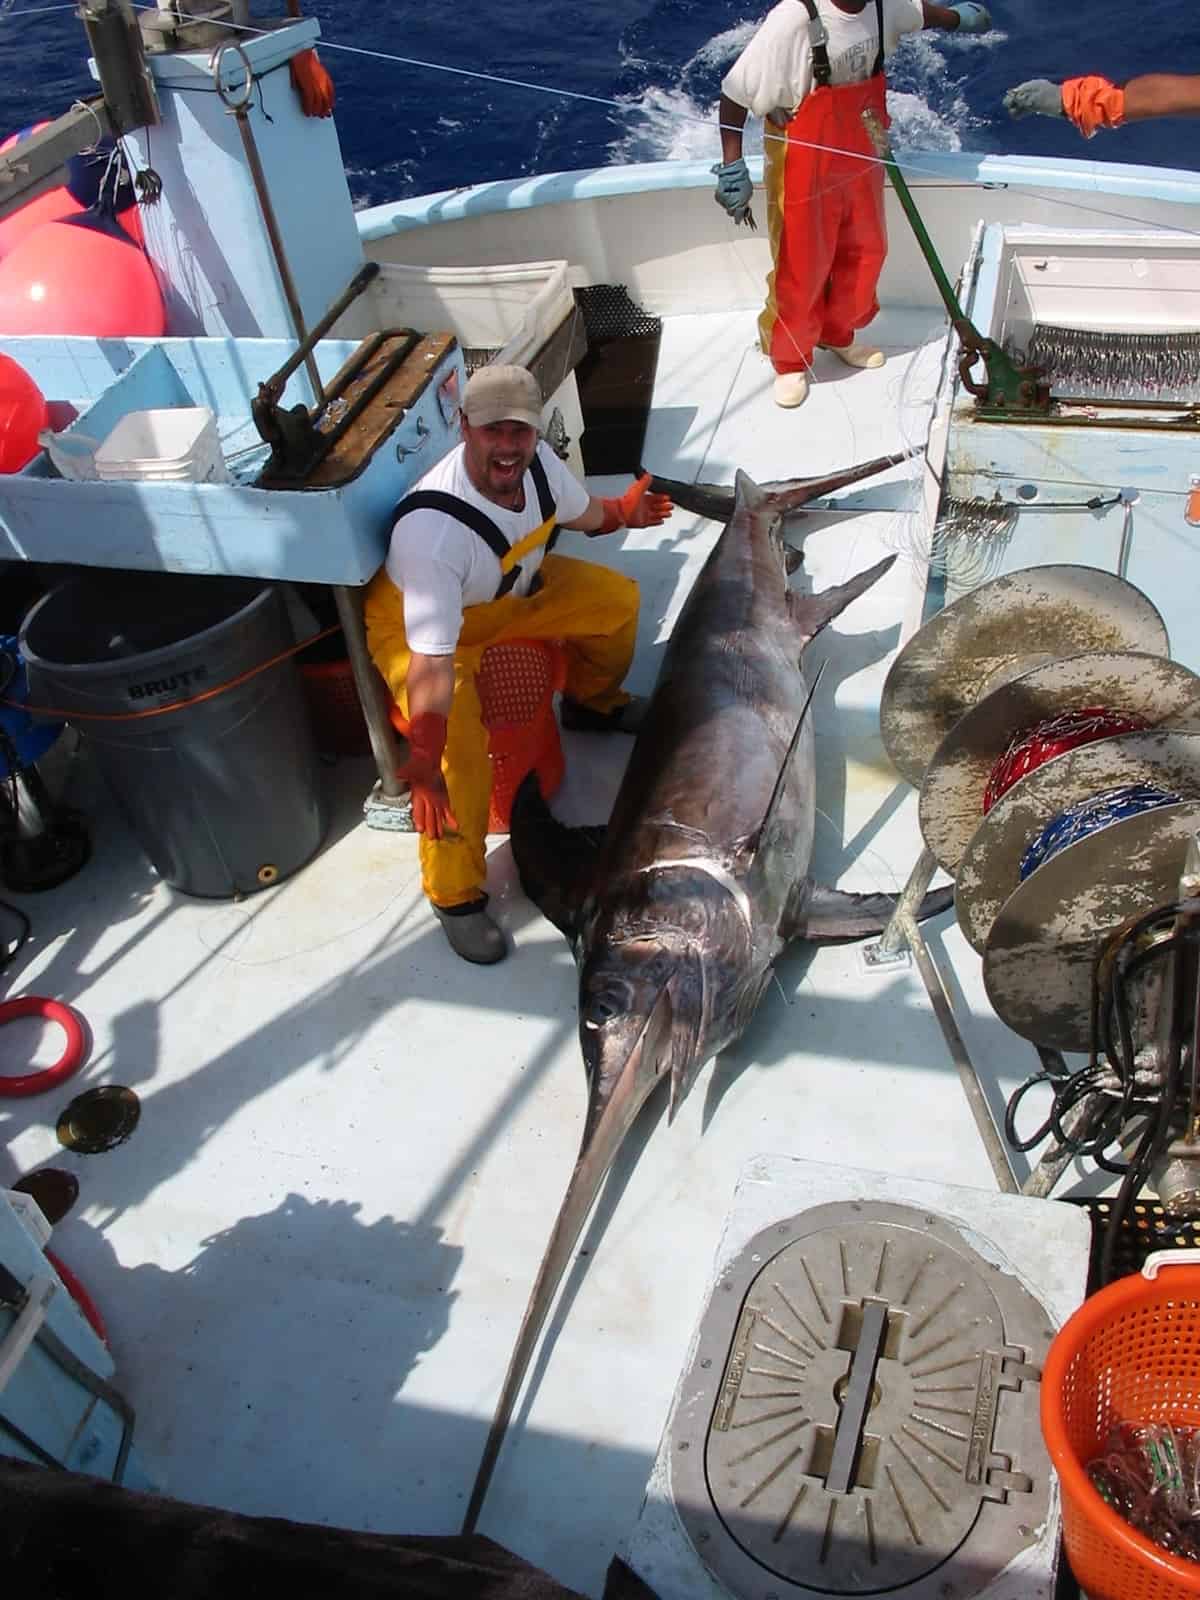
left=733, top=468, right=767, bottom=511
left=788, top=553, right=897, bottom=648
left=745, top=662, right=827, bottom=862
left=509, top=772, right=604, bottom=946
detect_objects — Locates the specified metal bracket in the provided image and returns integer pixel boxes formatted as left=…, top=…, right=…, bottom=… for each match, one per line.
left=0, top=1267, right=56, bottom=1396
left=363, top=782, right=415, bottom=833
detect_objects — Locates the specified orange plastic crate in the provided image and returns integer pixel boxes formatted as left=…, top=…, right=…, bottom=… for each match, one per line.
left=1041, top=1252, right=1200, bottom=1600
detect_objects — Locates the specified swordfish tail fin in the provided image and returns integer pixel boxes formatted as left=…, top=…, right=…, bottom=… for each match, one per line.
left=794, top=881, right=955, bottom=942
left=461, top=986, right=674, bottom=1534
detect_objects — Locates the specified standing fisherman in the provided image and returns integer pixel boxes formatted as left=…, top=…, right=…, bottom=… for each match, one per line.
left=713, top=0, right=992, bottom=409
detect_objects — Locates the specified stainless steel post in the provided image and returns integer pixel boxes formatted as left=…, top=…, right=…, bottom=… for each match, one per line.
left=332, top=586, right=405, bottom=798
left=210, top=42, right=325, bottom=406
left=899, top=908, right=1019, bottom=1193
left=867, top=845, right=937, bottom=964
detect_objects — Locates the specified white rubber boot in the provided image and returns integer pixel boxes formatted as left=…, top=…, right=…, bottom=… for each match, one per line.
left=823, top=342, right=885, bottom=370
left=773, top=371, right=810, bottom=408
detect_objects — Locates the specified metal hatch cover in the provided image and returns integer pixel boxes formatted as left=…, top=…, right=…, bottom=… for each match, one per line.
left=669, top=1202, right=1052, bottom=1600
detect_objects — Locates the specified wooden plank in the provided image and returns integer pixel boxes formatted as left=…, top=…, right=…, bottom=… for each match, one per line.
left=0, top=101, right=113, bottom=219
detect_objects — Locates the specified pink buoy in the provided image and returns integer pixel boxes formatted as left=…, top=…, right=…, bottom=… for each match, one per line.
left=0, top=124, right=82, bottom=262
left=0, top=187, right=83, bottom=261
left=0, top=208, right=165, bottom=337
left=0, top=353, right=48, bottom=472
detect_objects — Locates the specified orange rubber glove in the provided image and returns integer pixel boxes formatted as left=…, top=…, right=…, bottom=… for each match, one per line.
left=290, top=48, right=336, bottom=118
left=594, top=472, right=674, bottom=536
left=1062, top=75, right=1126, bottom=138
left=403, top=712, right=459, bottom=840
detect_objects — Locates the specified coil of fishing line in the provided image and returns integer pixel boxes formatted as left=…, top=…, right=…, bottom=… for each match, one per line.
left=1019, top=783, right=1182, bottom=882
left=983, top=706, right=1151, bottom=814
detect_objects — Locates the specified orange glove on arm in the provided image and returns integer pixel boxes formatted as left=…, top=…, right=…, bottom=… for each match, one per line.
left=593, top=472, right=674, bottom=535
left=403, top=712, right=459, bottom=840
left=1062, top=75, right=1126, bottom=138
left=290, top=48, right=336, bottom=118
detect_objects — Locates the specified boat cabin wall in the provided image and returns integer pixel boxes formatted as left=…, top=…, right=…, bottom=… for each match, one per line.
left=117, top=19, right=366, bottom=364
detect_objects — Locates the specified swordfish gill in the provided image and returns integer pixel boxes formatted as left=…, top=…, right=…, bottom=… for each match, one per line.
left=462, top=456, right=953, bottom=1531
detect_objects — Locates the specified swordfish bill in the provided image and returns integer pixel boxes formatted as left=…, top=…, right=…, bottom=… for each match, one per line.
left=647, top=445, right=918, bottom=528
left=462, top=463, right=953, bottom=1533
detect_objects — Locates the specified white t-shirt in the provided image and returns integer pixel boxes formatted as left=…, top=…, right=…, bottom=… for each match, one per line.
left=721, top=0, right=925, bottom=120
left=384, top=441, right=591, bottom=656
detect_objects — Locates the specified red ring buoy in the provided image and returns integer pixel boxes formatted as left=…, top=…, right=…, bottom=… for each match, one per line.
left=44, top=1248, right=107, bottom=1345
left=0, top=996, right=86, bottom=1097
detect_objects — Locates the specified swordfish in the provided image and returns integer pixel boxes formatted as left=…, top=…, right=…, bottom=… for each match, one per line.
left=462, top=454, right=952, bottom=1532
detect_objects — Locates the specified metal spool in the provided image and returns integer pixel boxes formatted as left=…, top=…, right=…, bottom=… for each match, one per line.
left=983, top=800, right=1200, bottom=1051
left=669, top=1201, right=1051, bottom=1600
left=917, top=652, right=1200, bottom=873
left=880, top=566, right=1167, bottom=788
left=955, top=731, right=1200, bottom=953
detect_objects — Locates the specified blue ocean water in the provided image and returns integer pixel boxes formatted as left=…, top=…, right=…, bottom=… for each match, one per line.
left=0, top=0, right=1191, bottom=207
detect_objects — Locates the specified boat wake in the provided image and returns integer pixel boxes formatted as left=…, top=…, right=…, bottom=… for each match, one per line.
left=607, top=20, right=1006, bottom=165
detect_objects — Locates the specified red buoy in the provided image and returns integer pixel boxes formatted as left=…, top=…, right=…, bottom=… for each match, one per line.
left=0, top=210, right=165, bottom=337
left=0, top=353, right=48, bottom=472
left=0, top=124, right=83, bottom=261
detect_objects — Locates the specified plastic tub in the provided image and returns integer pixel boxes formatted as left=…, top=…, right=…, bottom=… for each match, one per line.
left=20, top=573, right=327, bottom=897
left=1041, top=1250, right=1200, bottom=1600
left=93, top=406, right=229, bottom=484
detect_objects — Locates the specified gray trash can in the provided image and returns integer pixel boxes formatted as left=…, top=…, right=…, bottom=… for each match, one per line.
left=20, top=573, right=329, bottom=898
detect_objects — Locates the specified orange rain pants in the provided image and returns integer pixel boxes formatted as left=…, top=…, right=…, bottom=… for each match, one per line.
left=759, top=72, right=890, bottom=375
left=364, top=553, right=639, bottom=909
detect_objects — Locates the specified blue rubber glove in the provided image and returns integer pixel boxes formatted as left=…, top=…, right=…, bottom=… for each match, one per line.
left=950, top=2, right=991, bottom=31
left=1003, top=78, right=1065, bottom=119
left=712, top=158, right=753, bottom=225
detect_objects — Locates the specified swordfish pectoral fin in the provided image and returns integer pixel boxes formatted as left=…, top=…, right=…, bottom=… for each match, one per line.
left=788, top=554, right=898, bottom=650
left=509, top=771, right=604, bottom=947
left=461, top=984, right=675, bottom=1535
left=783, top=880, right=955, bottom=943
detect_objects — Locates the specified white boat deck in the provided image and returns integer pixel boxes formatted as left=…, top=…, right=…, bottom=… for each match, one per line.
left=0, top=303, right=1059, bottom=1597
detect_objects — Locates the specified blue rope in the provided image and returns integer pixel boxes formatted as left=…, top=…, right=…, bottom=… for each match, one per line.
left=1019, top=784, right=1182, bottom=882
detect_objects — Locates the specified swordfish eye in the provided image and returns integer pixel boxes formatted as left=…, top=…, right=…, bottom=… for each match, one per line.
left=581, top=979, right=630, bottom=1030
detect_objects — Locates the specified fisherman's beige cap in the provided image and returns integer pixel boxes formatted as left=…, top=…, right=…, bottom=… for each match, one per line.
left=462, top=364, right=543, bottom=429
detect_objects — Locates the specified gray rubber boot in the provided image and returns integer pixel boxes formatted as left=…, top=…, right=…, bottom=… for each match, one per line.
left=433, top=902, right=507, bottom=964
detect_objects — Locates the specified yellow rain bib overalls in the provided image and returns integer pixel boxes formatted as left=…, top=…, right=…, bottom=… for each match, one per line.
left=365, top=451, right=639, bottom=908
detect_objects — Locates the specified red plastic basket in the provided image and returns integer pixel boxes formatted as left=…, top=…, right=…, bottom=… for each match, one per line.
left=1041, top=1251, right=1200, bottom=1600
left=390, top=639, right=566, bottom=834
left=300, top=657, right=371, bottom=758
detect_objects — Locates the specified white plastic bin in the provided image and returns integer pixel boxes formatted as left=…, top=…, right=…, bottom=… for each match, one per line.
left=93, top=407, right=230, bottom=484
left=360, top=260, right=586, bottom=477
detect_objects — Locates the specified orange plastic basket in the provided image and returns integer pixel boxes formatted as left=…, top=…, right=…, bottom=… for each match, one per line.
left=389, top=639, right=566, bottom=834
left=1041, top=1251, right=1200, bottom=1600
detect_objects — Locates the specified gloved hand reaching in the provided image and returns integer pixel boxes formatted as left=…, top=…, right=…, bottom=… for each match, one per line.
left=1004, top=78, right=1065, bottom=119
left=949, top=2, right=991, bottom=32
left=290, top=48, right=336, bottom=118
left=595, top=473, right=674, bottom=536
left=711, top=158, right=754, bottom=225
left=403, top=712, right=458, bottom=840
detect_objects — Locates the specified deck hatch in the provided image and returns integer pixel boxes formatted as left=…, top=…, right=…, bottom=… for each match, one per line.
left=669, top=1201, right=1051, bottom=1599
